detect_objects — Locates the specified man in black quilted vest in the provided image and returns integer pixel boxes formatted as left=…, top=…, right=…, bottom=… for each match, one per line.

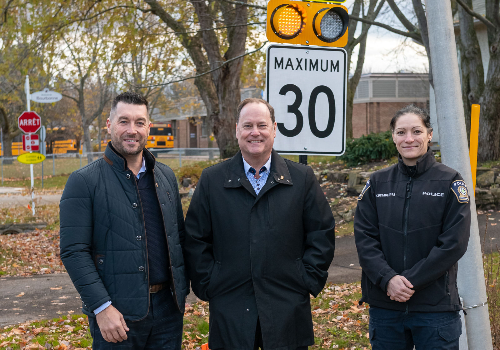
left=60, top=92, right=188, bottom=349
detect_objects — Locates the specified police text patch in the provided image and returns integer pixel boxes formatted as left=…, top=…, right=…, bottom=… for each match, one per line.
left=358, top=180, right=371, bottom=201
left=451, top=180, right=469, bottom=203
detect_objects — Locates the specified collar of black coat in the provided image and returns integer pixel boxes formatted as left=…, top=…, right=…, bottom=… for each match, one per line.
left=104, top=141, right=155, bottom=173
left=397, top=147, right=435, bottom=177
left=224, top=149, right=293, bottom=188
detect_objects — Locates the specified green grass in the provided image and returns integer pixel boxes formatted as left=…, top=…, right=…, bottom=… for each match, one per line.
left=336, top=221, right=354, bottom=237
left=0, top=175, right=69, bottom=190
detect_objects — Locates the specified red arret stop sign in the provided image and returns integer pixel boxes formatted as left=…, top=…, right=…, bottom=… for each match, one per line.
left=18, top=111, right=41, bottom=134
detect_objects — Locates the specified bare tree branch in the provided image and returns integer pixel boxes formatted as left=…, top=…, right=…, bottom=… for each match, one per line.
left=218, top=0, right=266, bottom=10
left=132, top=41, right=268, bottom=89
left=349, top=15, right=422, bottom=41
left=386, top=0, right=418, bottom=33
left=350, top=0, right=386, bottom=48
left=456, top=0, right=496, bottom=31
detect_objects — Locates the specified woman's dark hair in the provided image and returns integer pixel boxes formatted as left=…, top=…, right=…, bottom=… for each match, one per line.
left=390, top=104, right=433, bottom=133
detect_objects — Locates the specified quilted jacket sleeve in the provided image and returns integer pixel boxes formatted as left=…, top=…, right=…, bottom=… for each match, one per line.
left=60, top=172, right=111, bottom=313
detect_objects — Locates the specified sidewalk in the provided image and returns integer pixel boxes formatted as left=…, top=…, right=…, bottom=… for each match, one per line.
left=0, top=187, right=62, bottom=208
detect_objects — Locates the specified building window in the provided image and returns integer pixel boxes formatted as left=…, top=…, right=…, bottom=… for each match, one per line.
left=171, top=120, right=177, bottom=137
left=372, top=80, right=396, bottom=98
left=201, top=117, right=208, bottom=137
left=398, top=80, right=429, bottom=98
left=357, top=81, right=369, bottom=99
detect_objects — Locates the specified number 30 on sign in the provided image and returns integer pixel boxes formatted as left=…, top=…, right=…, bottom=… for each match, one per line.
left=266, top=45, right=347, bottom=155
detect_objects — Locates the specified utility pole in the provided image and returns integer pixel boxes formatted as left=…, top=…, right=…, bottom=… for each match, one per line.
left=424, top=1, right=492, bottom=349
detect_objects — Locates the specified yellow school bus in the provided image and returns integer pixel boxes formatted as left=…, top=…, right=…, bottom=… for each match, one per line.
left=148, top=123, right=174, bottom=149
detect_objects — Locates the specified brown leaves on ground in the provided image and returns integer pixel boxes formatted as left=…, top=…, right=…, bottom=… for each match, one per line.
left=182, top=301, right=210, bottom=350
left=0, top=284, right=369, bottom=350
left=0, top=229, right=64, bottom=277
left=310, top=283, right=370, bottom=350
left=0, top=204, right=60, bottom=227
left=0, top=315, right=92, bottom=349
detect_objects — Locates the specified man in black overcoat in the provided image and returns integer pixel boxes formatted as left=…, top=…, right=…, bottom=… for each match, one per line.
left=185, top=98, right=336, bottom=350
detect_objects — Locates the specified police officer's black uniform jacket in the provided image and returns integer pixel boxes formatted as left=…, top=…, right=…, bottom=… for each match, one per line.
left=354, top=149, right=471, bottom=312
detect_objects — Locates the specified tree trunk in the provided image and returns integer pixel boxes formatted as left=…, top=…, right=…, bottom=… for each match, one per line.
left=213, top=62, right=244, bottom=158
left=145, top=0, right=246, bottom=158
left=83, top=123, right=93, bottom=164
left=457, top=0, right=485, bottom=142
left=478, top=54, right=500, bottom=161
left=190, top=0, right=247, bottom=158
left=345, top=0, right=383, bottom=139
left=2, top=133, right=13, bottom=158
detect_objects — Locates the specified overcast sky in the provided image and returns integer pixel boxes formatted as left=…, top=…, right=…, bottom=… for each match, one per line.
left=346, top=0, right=430, bottom=74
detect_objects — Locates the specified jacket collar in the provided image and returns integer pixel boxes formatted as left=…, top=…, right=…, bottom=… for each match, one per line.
left=397, top=147, right=435, bottom=177
left=104, top=142, right=155, bottom=172
left=224, top=149, right=293, bottom=190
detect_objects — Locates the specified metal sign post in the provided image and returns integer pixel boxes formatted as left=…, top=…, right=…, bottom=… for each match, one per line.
left=25, top=75, right=35, bottom=215
left=424, top=1, right=493, bottom=349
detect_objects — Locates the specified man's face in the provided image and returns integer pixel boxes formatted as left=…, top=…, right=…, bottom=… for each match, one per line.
left=236, top=102, right=276, bottom=161
left=107, top=102, right=150, bottom=157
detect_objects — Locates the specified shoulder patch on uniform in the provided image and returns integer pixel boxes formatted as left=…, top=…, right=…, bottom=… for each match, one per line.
left=358, top=180, right=371, bottom=201
left=451, top=180, right=469, bottom=203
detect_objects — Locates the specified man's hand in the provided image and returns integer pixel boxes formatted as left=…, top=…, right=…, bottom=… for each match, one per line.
left=387, top=275, right=414, bottom=302
left=95, top=305, right=129, bottom=343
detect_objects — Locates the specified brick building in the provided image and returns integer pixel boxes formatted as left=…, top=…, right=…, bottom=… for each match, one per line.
left=352, top=73, right=430, bottom=138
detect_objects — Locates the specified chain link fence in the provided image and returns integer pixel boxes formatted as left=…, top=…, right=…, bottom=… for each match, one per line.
left=0, top=148, right=219, bottom=186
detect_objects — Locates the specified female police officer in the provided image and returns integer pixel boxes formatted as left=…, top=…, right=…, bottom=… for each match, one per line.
left=354, top=105, right=471, bottom=349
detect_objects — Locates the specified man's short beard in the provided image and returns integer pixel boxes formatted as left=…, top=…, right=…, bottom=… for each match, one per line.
left=110, top=136, right=147, bottom=157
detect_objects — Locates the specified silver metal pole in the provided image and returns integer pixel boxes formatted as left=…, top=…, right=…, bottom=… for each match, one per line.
left=1, top=127, right=3, bottom=185
left=424, top=2, right=493, bottom=349
left=53, top=153, right=55, bottom=176
left=26, top=75, right=35, bottom=215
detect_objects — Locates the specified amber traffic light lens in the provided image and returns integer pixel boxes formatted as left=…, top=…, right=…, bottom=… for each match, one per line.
left=313, top=7, right=349, bottom=43
left=271, top=4, right=307, bottom=39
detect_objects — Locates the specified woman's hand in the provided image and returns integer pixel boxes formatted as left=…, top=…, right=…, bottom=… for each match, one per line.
left=387, top=275, right=414, bottom=302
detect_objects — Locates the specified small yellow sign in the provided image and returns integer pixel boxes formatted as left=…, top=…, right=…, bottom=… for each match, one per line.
left=17, top=152, right=46, bottom=164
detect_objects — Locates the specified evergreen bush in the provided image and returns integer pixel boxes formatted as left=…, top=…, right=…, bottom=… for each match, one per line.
left=340, top=130, right=397, bottom=166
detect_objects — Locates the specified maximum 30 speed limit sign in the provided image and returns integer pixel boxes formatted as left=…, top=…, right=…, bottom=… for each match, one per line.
left=266, top=44, right=347, bottom=155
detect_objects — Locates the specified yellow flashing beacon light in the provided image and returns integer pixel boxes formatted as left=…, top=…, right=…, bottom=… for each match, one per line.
left=266, top=0, right=349, bottom=47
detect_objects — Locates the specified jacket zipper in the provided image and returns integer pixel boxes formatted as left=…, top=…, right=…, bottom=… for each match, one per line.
left=134, top=174, right=151, bottom=321
left=403, top=176, right=413, bottom=314
left=153, top=169, right=182, bottom=314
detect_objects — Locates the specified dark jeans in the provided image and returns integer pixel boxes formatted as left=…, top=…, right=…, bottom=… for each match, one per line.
left=89, top=288, right=183, bottom=349
left=369, top=306, right=461, bottom=350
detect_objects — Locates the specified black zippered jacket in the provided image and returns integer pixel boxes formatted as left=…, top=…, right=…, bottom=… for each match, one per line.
left=354, top=149, right=471, bottom=312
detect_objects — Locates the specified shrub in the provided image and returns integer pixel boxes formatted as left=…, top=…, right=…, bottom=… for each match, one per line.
left=174, top=159, right=220, bottom=186
left=340, top=130, right=397, bottom=166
